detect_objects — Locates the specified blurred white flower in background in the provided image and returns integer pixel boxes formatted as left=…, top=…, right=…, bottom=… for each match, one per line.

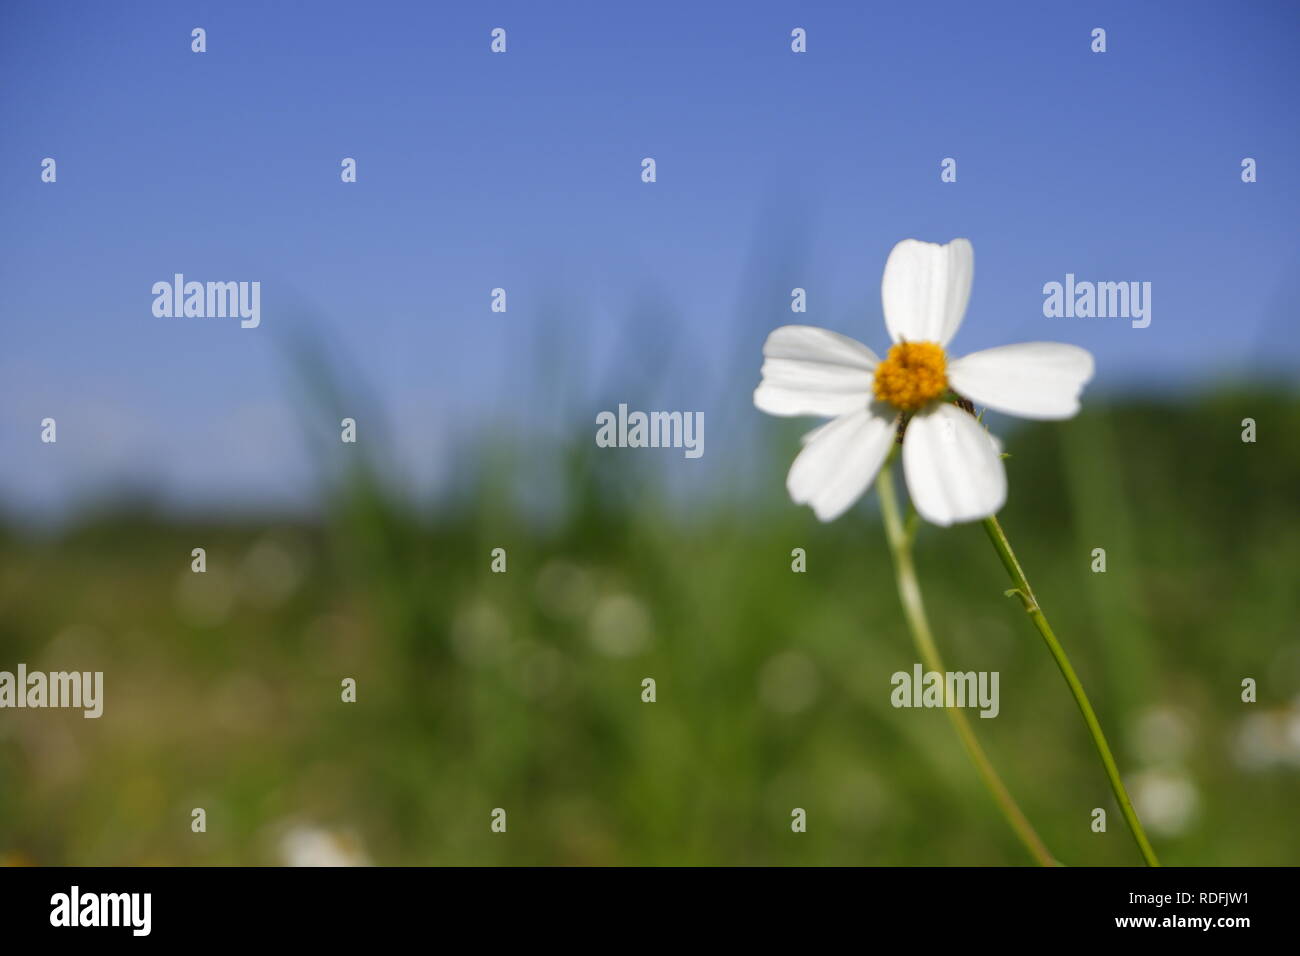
left=277, top=824, right=371, bottom=867
left=1233, top=695, right=1300, bottom=770
left=1128, top=767, right=1198, bottom=837
left=587, top=593, right=652, bottom=658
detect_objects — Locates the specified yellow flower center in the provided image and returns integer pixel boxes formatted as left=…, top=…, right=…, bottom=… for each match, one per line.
left=872, top=341, right=948, bottom=412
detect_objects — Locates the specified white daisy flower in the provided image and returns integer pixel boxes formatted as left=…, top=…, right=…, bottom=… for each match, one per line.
left=754, top=238, right=1094, bottom=525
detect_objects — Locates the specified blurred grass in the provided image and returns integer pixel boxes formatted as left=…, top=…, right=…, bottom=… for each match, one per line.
left=1, top=386, right=1298, bottom=866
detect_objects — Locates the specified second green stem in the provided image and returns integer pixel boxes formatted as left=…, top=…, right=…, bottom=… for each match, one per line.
left=980, top=514, right=1160, bottom=868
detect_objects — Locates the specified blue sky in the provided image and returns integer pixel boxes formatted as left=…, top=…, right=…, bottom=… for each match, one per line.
left=2, top=0, right=1297, bottom=518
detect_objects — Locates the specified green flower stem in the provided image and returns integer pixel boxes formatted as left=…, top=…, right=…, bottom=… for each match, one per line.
left=875, top=458, right=1057, bottom=867
left=980, top=514, right=1160, bottom=868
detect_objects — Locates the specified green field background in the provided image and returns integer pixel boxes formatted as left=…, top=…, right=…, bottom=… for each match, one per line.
left=1, top=385, right=1297, bottom=866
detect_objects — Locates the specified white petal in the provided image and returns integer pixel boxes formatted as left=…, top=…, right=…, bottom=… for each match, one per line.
left=787, top=406, right=898, bottom=522
left=754, top=325, right=879, bottom=418
left=948, top=342, right=1094, bottom=420
left=902, top=403, right=1006, bottom=526
left=881, top=238, right=974, bottom=346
